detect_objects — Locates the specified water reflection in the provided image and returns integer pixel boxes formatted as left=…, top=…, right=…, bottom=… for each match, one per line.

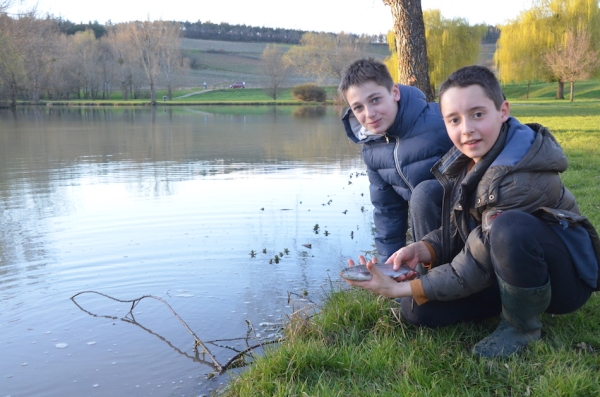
left=70, top=289, right=293, bottom=375
left=292, top=105, right=327, bottom=119
left=0, top=105, right=372, bottom=397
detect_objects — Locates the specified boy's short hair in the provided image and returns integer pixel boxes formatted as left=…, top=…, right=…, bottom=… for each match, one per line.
left=338, top=58, right=395, bottom=100
left=439, top=65, right=505, bottom=110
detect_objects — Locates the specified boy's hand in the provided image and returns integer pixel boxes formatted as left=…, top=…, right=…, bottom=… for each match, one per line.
left=347, top=254, right=417, bottom=282
left=343, top=260, right=414, bottom=298
left=385, top=243, right=430, bottom=281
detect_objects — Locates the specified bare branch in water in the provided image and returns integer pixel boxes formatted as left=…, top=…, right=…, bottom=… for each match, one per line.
left=71, top=291, right=222, bottom=373
left=70, top=289, right=315, bottom=375
left=220, top=340, right=280, bottom=371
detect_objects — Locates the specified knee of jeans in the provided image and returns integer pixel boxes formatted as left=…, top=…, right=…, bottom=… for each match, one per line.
left=489, top=211, right=532, bottom=246
left=399, top=297, right=420, bottom=325
left=400, top=298, right=438, bottom=327
left=411, top=180, right=442, bottom=208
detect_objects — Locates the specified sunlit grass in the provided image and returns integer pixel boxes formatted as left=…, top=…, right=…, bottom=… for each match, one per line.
left=222, top=287, right=600, bottom=396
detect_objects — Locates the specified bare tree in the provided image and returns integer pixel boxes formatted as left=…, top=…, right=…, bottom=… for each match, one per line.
left=46, top=33, right=78, bottom=100
left=0, top=12, right=59, bottom=105
left=329, top=33, right=368, bottom=79
left=0, top=0, right=14, bottom=13
left=284, top=32, right=365, bottom=83
left=113, top=19, right=181, bottom=105
left=382, top=0, right=434, bottom=101
left=0, top=18, right=26, bottom=106
left=261, top=44, right=289, bottom=100
left=71, top=29, right=103, bottom=99
left=544, top=29, right=599, bottom=101
left=106, top=23, right=136, bottom=100
left=157, top=22, right=183, bottom=100
left=97, top=36, right=117, bottom=99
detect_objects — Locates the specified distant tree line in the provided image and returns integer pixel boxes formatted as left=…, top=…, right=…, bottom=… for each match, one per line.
left=54, top=18, right=108, bottom=38
left=38, top=17, right=388, bottom=46
left=0, top=9, right=184, bottom=106
left=180, top=21, right=385, bottom=44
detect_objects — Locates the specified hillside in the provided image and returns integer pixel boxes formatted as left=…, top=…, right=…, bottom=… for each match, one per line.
left=173, top=38, right=496, bottom=91
left=177, top=38, right=392, bottom=90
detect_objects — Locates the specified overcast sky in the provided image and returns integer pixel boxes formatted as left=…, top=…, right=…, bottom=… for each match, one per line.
left=10, top=0, right=532, bottom=35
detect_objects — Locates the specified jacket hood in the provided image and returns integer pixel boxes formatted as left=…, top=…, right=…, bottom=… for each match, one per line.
left=341, top=84, right=428, bottom=143
left=435, top=117, right=567, bottom=177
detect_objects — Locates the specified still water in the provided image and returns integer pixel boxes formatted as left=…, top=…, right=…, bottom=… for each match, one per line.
left=0, top=105, right=376, bottom=396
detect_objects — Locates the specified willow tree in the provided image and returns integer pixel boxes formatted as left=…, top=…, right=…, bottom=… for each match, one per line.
left=382, top=0, right=433, bottom=101
left=383, top=31, right=399, bottom=82
left=495, top=0, right=600, bottom=99
left=423, top=10, right=486, bottom=95
left=495, top=9, right=551, bottom=98
left=385, top=11, right=485, bottom=97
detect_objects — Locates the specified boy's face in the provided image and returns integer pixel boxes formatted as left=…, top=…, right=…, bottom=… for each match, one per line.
left=440, top=85, right=509, bottom=163
left=345, top=81, right=400, bottom=135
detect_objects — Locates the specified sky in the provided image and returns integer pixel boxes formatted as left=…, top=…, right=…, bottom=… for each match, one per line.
left=10, top=0, right=532, bottom=35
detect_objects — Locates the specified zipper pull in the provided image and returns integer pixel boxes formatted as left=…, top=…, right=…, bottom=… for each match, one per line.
left=385, top=134, right=389, bottom=143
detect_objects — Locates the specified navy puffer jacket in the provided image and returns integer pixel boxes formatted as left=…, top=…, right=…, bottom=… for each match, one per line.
left=342, top=84, right=452, bottom=261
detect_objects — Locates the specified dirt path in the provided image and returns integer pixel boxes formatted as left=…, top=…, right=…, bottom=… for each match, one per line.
left=174, top=89, right=213, bottom=99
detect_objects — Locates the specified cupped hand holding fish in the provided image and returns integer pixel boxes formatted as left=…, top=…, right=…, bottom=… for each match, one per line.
left=342, top=243, right=431, bottom=299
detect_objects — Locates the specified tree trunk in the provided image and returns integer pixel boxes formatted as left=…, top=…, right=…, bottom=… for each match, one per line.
left=383, top=0, right=434, bottom=101
left=569, top=81, right=574, bottom=102
left=556, top=80, right=564, bottom=99
left=10, top=82, right=17, bottom=108
left=149, top=80, right=156, bottom=105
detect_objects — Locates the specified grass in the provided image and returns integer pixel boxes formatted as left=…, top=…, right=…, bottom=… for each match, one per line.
left=218, top=96, right=600, bottom=396
left=223, top=288, right=600, bottom=396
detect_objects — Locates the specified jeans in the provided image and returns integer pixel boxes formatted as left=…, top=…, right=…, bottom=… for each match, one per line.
left=400, top=210, right=594, bottom=328
left=409, top=179, right=444, bottom=242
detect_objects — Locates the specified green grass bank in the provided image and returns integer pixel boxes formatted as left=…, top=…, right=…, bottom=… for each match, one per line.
left=26, top=78, right=599, bottom=107
left=218, top=91, right=600, bottom=396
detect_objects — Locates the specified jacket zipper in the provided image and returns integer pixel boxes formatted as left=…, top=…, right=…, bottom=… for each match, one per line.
left=432, top=166, right=453, bottom=262
left=391, top=135, right=414, bottom=191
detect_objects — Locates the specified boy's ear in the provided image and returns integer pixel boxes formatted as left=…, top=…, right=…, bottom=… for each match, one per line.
left=392, top=85, right=400, bottom=101
left=500, top=100, right=510, bottom=122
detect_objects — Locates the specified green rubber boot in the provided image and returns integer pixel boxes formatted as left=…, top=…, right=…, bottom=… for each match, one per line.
left=472, top=276, right=551, bottom=357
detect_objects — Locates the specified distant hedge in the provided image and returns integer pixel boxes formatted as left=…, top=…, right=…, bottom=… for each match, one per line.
left=292, top=84, right=327, bottom=102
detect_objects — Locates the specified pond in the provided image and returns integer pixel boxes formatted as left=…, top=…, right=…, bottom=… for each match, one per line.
left=0, top=105, right=376, bottom=396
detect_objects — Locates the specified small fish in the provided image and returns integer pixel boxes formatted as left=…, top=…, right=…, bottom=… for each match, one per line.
left=339, top=263, right=412, bottom=281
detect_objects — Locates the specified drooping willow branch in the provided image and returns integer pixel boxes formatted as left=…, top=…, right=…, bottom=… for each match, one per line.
left=71, top=291, right=223, bottom=373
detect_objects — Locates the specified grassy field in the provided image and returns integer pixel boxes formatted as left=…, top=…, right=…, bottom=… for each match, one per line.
left=178, top=38, right=391, bottom=90
left=217, top=94, right=600, bottom=396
